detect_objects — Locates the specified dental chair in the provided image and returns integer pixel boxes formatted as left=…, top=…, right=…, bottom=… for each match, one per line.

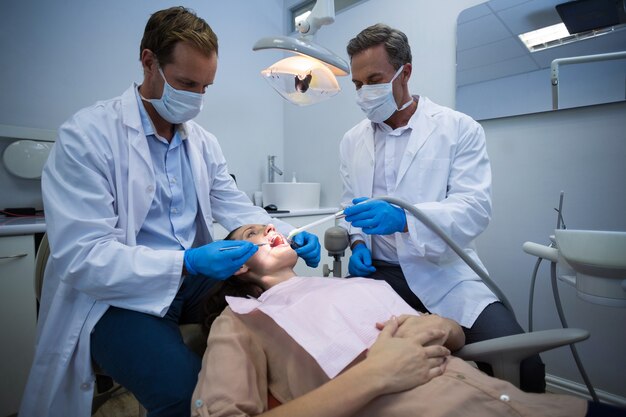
left=322, top=196, right=590, bottom=389
left=34, top=233, right=206, bottom=416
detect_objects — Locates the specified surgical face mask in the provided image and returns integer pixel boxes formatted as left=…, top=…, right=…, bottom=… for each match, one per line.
left=143, top=67, right=204, bottom=124
left=355, top=65, right=412, bottom=123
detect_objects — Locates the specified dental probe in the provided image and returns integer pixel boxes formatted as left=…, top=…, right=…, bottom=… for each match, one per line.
left=286, top=210, right=345, bottom=241
left=219, top=243, right=268, bottom=251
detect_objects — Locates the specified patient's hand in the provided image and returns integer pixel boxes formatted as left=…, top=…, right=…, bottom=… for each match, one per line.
left=364, top=317, right=450, bottom=395
left=377, top=314, right=465, bottom=352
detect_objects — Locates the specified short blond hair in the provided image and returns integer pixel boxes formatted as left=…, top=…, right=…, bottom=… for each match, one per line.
left=140, top=6, right=218, bottom=66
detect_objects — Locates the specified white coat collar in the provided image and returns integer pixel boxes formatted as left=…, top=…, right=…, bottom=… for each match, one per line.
left=395, top=96, right=438, bottom=187
left=121, top=84, right=156, bottom=238
left=361, top=96, right=439, bottom=189
left=124, top=83, right=213, bottom=240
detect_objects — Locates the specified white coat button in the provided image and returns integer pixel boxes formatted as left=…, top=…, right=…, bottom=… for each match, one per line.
left=499, top=394, right=510, bottom=402
left=171, top=208, right=178, bottom=214
left=80, top=382, right=92, bottom=391
left=195, top=399, right=203, bottom=408
left=146, top=185, right=154, bottom=193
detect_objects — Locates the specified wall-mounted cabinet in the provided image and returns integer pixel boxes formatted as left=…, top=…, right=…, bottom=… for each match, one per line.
left=0, top=234, right=37, bottom=416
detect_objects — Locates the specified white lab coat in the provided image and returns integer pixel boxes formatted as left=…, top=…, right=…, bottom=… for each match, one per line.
left=19, top=84, right=291, bottom=416
left=339, top=97, right=497, bottom=327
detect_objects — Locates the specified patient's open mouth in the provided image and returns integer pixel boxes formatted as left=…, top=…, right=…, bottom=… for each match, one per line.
left=269, top=235, right=286, bottom=248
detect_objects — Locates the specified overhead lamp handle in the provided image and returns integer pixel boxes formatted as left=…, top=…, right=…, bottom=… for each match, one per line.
left=297, top=0, right=335, bottom=37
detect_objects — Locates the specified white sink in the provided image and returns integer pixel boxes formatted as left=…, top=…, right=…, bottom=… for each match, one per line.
left=262, top=182, right=320, bottom=211
left=554, top=229, right=626, bottom=307
left=555, top=229, right=626, bottom=277
left=3, top=140, right=52, bottom=179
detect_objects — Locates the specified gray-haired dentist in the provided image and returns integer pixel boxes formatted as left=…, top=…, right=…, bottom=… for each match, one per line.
left=338, top=23, right=546, bottom=394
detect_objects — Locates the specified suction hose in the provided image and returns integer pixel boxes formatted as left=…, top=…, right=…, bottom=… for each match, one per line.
left=369, top=196, right=514, bottom=314
left=528, top=257, right=543, bottom=332
left=550, top=261, right=599, bottom=402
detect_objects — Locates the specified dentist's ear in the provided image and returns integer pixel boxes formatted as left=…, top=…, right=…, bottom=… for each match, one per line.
left=233, top=264, right=250, bottom=276
left=140, top=49, right=158, bottom=74
left=400, top=62, right=412, bottom=85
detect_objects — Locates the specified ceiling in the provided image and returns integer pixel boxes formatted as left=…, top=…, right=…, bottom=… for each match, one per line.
left=456, top=0, right=626, bottom=86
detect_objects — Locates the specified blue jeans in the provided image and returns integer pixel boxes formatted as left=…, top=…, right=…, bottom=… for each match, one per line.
left=91, top=275, right=214, bottom=416
left=365, top=260, right=546, bottom=393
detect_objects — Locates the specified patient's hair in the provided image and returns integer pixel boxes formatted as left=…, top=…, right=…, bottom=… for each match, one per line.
left=202, top=227, right=264, bottom=332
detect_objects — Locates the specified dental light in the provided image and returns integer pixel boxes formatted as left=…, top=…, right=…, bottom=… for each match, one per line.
left=253, top=0, right=349, bottom=106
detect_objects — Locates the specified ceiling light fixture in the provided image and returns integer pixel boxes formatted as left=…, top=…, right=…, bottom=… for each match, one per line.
left=518, top=21, right=626, bottom=52
left=253, top=0, right=349, bottom=106
left=518, top=23, right=571, bottom=51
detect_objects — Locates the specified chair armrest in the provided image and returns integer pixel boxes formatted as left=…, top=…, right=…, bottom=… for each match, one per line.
left=455, top=328, right=589, bottom=387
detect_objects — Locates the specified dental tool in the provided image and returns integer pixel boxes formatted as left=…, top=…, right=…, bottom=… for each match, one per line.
left=286, top=210, right=345, bottom=242
left=219, top=243, right=268, bottom=251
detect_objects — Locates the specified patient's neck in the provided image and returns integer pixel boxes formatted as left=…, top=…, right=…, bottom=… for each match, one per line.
left=257, top=268, right=297, bottom=290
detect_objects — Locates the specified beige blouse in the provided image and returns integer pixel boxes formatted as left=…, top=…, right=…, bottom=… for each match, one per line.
left=192, top=308, right=587, bottom=417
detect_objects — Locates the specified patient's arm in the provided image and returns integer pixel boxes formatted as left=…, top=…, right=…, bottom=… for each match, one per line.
left=387, top=314, right=466, bottom=352
left=194, top=312, right=450, bottom=417
left=259, top=318, right=450, bottom=417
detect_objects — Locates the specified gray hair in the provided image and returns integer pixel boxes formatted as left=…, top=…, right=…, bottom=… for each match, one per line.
left=346, top=23, right=412, bottom=70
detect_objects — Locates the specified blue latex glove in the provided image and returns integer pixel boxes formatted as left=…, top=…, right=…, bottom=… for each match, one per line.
left=348, top=242, right=376, bottom=277
left=291, top=231, right=321, bottom=268
left=184, top=240, right=258, bottom=280
left=344, top=197, right=407, bottom=235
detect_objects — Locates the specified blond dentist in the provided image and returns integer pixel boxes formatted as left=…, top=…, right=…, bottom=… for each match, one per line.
left=19, top=7, right=320, bottom=417
left=338, top=24, right=545, bottom=393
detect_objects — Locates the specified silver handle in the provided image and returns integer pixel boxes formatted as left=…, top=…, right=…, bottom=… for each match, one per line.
left=0, top=253, right=28, bottom=260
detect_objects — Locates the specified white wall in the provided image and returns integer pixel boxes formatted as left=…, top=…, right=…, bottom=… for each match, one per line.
left=0, top=0, right=286, bottom=208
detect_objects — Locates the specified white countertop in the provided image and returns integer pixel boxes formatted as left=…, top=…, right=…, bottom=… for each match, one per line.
left=0, top=216, right=46, bottom=236
left=0, top=208, right=339, bottom=237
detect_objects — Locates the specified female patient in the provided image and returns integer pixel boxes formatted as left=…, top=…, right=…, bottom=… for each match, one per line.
left=191, top=224, right=610, bottom=417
